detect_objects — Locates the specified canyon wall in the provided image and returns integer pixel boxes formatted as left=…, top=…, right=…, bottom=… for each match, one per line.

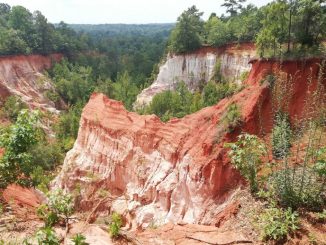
left=135, top=43, right=256, bottom=107
left=0, top=54, right=63, bottom=113
left=54, top=58, right=324, bottom=229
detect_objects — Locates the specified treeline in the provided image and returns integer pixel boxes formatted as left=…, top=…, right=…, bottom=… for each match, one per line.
left=0, top=3, right=89, bottom=56
left=70, top=24, right=172, bottom=87
left=169, top=0, right=325, bottom=57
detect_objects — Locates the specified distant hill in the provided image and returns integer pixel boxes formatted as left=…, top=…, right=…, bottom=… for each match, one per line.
left=68, top=23, right=175, bottom=37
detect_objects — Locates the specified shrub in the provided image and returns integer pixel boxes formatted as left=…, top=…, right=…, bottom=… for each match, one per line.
left=268, top=145, right=326, bottom=211
left=2, top=96, right=27, bottom=121
left=239, top=71, right=249, bottom=82
left=226, top=133, right=267, bottom=193
left=29, top=142, right=63, bottom=171
left=222, top=103, right=242, bottom=132
left=109, top=212, right=122, bottom=238
left=258, top=206, right=299, bottom=241
left=55, top=104, right=82, bottom=145
left=0, top=110, right=39, bottom=188
left=271, top=112, right=292, bottom=159
left=270, top=167, right=325, bottom=211
left=71, top=234, right=89, bottom=245
left=35, top=227, right=59, bottom=245
left=37, top=189, right=74, bottom=229
left=36, top=204, right=59, bottom=228
left=47, top=189, right=74, bottom=226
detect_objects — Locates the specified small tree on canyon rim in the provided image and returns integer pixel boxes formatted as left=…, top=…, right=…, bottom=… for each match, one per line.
left=226, top=133, right=267, bottom=193
left=0, top=109, right=39, bottom=188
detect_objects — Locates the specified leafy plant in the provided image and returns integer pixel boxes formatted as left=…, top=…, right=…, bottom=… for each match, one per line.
left=71, top=234, right=89, bottom=245
left=258, top=206, right=299, bottom=241
left=226, top=133, right=267, bottom=193
left=222, top=103, right=242, bottom=132
left=36, top=204, right=59, bottom=228
left=1, top=96, right=27, bottom=122
left=34, top=227, right=59, bottom=245
left=0, top=110, right=39, bottom=188
left=47, top=189, right=74, bottom=226
left=109, top=212, right=122, bottom=238
left=271, top=112, right=292, bottom=159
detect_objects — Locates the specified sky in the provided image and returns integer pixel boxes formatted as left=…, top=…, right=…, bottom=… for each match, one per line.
left=2, top=0, right=273, bottom=24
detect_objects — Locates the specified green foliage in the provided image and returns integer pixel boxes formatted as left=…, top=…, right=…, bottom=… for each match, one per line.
left=71, top=234, right=89, bottom=245
left=29, top=142, right=63, bottom=171
left=315, top=209, right=326, bottom=221
left=47, top=189, right=74, bottom=222
left=202, top=81, right=238, bottom=107
left=169, top=6, right=204, bottom=53
left=270, top=167, right=324, bottom=211
left=268, top=145, right=326, bottom=211
left=51, top=60, right=93, bottom=105
left=142, top=81, right=239, bottom=122
left=272, top=112, right=292, bottom=159
left=258, top=206, right=299, bottom=241
left=37, top=189, right=74, bottom=229
left=255, top=1, right=288, bottom=57
left=0, top=203, right=3, bottom=216
left=0, top=110, right=39, bottom=188
left=226, top=133, right=267, bottom=193
left=1, top=96, right=27, bottom=122
left=222, top=0, right=247, bottom=16
left=222, top=103, right=242, bottom=132
left=35, top=227, right=59, bottom=245
left=55, top=104, right=83, bottom=146
left=36, top=204, right=59, bottom=228
left=239, top=71, right=249, bottom=82
left=0, top=4, right=85, bottom=55
left=109, top=212, right=122, bottom=238
left=142, top=81, right=196, bottom=122
left=112, top=71, right=139, bottom=111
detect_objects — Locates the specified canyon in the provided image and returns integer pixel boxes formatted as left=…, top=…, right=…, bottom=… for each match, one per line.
left=135, top=43, right=256, bottom=107
left=0, top=54, right=63, bottom=113
left=54, top=56, right=324, bottom=233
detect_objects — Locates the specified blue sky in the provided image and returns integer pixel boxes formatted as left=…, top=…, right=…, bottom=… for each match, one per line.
left=3, top=0, right=273, bottom=24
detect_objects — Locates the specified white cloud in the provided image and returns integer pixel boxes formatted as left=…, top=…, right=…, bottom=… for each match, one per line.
left=2, top=0, right=273, bottom=24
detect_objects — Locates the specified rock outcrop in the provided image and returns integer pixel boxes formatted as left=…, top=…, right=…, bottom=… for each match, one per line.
left=135, top=43, right=256, bottom=107
left=54, top=58, right=324, bottom=229
left=0, top=54, right=63, bottom=113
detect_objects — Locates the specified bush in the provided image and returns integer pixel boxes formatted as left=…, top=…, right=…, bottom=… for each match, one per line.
left=36, top=204, right=59, bottom=228
left=35, top=227, right=60, bottom=245
left=0, top=110, right=39, bottom=188
left=55, top=104, right=82, bottom=143
left=222, top=103, right=242, bottom=132
left=47, top=189, right=74, bottom=225
left=202, top=81, right=238, bottom=107
left=29, top=142, right=63, bottom=171
left=270, top=167, right=325, bottom=211
left=109, top=212, right=122, bottom=238
left=258, top=206, right=299, bottom=241
left=269, top=145, right=325, bottom=211
left=2, top=96, right=27, bottom=121
left=226, top=133, right=267, bottom=193
left=272, top=112, right=292, bottom=159
left=71, top=234, right=89, bottom=245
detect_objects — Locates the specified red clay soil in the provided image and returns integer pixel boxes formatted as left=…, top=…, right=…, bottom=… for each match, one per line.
left=0, top=53, right=63, bottom=110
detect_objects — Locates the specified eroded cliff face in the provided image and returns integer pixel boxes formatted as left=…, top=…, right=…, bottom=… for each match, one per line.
left=0, top=54, right=63, bottom=113
left=54, top=58, right=324, bottom=230
left=135, top=43, right=256, bottom=107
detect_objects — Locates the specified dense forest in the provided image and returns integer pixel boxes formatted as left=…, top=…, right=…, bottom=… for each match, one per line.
left=169, top=0, right=325, bottom=57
